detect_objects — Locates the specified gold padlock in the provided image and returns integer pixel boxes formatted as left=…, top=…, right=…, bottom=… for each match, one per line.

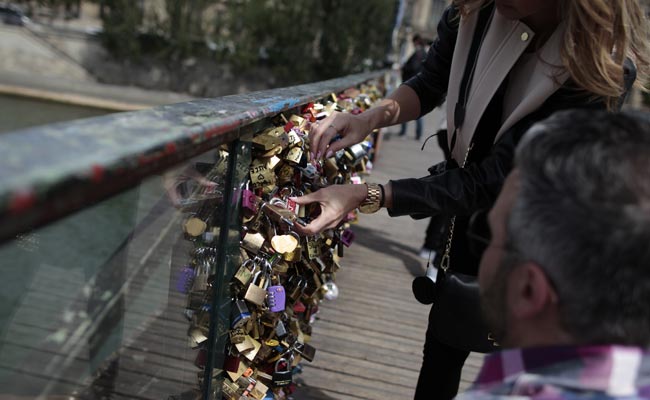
left=242, top=232, right=265, bottom=254
left=234, top=259, right=254, bottom=285
left=306, top=236, right=322, bottom=260
left=289, top=115, right=307, bottom=130
left=244, top=271, right=269, bottom=306
left=276, top=163, right=295, bottom=186
left=229, top=327, right=247, bottom=344
left=242, top=336, right=262, bottom=361
left=286, top=129, right=303, bottom=147
left=249, top=160, right=276, bottom=188
left=184, top=217, right=207, bottom=237
left=284, top=146, right=304, bottom=164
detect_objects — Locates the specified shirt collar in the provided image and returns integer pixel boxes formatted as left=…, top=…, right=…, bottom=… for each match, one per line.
left=475, top=344, right=648, bottom=395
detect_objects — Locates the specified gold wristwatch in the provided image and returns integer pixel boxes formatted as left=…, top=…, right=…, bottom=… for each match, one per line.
left=359, top=183, right=383, bottom=214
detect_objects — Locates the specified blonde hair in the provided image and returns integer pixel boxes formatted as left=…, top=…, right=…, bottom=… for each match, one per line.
left=453, top=0, right=650, bottom=110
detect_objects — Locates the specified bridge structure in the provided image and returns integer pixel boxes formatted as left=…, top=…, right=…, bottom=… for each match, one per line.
left=0, top=71, right=482, bottom=400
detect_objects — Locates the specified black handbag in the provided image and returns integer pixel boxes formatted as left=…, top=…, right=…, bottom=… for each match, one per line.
left=430, top=261, right=498, bottom=353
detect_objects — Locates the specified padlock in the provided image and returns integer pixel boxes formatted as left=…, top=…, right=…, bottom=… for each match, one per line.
left=286, top=128, right=302, bottom=148
left=253, top=127, right=289, bottom=151
left=231, top=299, right=252, bottom=328
left=253, top=342, right=272, bottom=363
left=229, top=327, right=247, bottom=344
left=242, top=336, right=262, bottom=361
left=184, top=217, right=208, bottom=237
left=242, top=232, right=266, bottom=254
left=249, top=380, right=269, bottom=400
left=272, top=357, right=292, bottom=387
left=240, top=375, right=257, bottom=398
left=323, top=157, right=340, bottom=182
left=322, top=280, right=340, bottom=301
left=341, top=143, right=367, bottom=167
left=266, top=155, right=282, bottom=170
left=284, top=274, right=304, bottom=302
left=275, top=320, right=288, bottom=338
left=294, top=342, right=316, bottom=362
left=222, top=379, right=240, bottom=400
left=267, top=285, right=286, bottom=313
left=244, top=271, right=269, bottom=306
left=289, top=114, right=307, bottom=130
left=340, top=228, right=355, bottom=247
left=242, top=187, right=259, bottom=214
left=300, top=164, right=318, bottom=180
left=187, top=290, right=207, bottom=311
left=175, top=266, right=196, bottom=294
left=276, top=163, right=296, bottom=186
left=234, top=259, right=255, bottom=286
left=189, top=328, right=208, bottom=349
left=235, top=335, right=256, bottom=354
left=284, top=146, right=304, bottom=165
left=194, top=346, right=208, bottom=369
left=270, top=233, right=298, bottom=254
left=273, top=259, right=289, bottom=274
left=260, top=202, right=301, bottom=228
left=224, top=353, right=241, bottom=373
left=305, top=236, right=322, bottom=260
left=250, top=160, right=276, bottom=188
left=302, top=271, right=322, bottom=298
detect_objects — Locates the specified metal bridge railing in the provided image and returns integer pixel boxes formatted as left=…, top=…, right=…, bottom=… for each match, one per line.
left=0, top=70, right=385, bottom=400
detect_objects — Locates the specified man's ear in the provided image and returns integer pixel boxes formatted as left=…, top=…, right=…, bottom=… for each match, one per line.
left=508, top=263, right=558, bottom=319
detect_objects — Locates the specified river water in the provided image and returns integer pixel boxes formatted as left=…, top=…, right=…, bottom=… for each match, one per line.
left=0, top=94, right=112, bottom=133
left=0, top=94, right=193, bottom=396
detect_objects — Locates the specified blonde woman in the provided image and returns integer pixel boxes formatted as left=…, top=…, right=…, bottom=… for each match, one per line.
left=296, top=0, right=650, bottom=398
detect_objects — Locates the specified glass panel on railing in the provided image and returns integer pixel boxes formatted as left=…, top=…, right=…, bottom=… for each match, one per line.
left=204, top=135, right=252, bottom=400
left=0, top=143, right=239, bottom=399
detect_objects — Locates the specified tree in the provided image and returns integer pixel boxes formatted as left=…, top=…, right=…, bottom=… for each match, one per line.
left=218, top=0, right=396, bottom=83
left=99, top=0, right=396, bottom=86
left=100, top=0, right=144, bottom=58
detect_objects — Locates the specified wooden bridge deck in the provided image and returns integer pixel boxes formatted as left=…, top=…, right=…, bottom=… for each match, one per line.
left=0, top=108, right=483, bottom=399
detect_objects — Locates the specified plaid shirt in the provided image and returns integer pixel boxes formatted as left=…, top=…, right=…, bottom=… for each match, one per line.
left=456, top=345, right=650, bottom=399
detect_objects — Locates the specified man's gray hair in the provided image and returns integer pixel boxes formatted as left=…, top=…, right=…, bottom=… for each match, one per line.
left=510, top=110, right=650, bottom=346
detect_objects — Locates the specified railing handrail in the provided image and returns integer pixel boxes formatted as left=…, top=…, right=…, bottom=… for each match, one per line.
left=0, top=70, right=386, bottom=243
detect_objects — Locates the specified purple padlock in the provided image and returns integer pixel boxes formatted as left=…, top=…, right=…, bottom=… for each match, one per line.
left=267, top=285, right=286, bottom=312
left=175, top=266, right=196, bottom=294
left=340, top=228, right=355, bottom=247
left=242, top=188, right=258, bottom=213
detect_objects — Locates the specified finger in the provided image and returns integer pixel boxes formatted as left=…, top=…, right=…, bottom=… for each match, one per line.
left=196, top=177, right=217, bottom=187
left=166, top=188, right=182, bottom=208
left=296, top=212, right=332, bottom=235
left=310, top=113, right=337, bottom=158
left=289, top=191, right=320, bottom=205
left=317, top=126, right=341, bottom=159
left=324, top=134, right=358, bottom=158
left=294, top=220, right=318, bottom=236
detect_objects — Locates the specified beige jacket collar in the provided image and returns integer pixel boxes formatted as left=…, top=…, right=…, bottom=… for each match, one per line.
left=445, top=7, right=569, bottom=162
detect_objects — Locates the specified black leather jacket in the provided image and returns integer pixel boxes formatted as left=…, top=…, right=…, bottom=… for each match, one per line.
left=387, top=5, right=637, bottom=275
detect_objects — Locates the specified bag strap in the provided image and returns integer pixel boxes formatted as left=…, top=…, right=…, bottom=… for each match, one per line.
left=439, top=143, right=473, bottom=272
left=440, top=3, right=494, bottom=272
left=449, top=3, right=495, bottom=155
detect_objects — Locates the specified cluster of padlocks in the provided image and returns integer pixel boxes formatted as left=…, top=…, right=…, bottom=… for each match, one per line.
left=177, top=84, right=383, bottom=399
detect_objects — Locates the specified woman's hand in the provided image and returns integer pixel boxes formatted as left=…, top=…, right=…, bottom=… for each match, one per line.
left=163, top=168, right=217, bottom=208
left=291, top=184, right=368, bottom=235
left=309, top=112, right=373, bottom=160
